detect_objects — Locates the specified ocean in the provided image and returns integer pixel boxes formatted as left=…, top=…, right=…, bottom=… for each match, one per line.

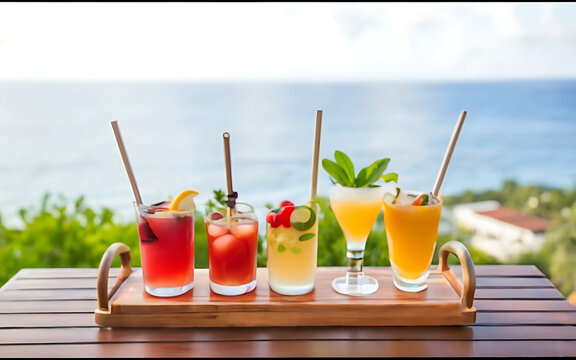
left=1, top=80, right=575, bottom=226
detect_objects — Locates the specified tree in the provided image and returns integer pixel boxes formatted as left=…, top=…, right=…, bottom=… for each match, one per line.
left=542, top=202, right=576, bottom=296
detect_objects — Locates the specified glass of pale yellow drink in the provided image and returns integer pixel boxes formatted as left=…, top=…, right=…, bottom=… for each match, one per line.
left=330, top=184, right=386, bottom=296
left=266, top=201, right=318, bottom=295
left=383, top=189, right=442, bottom=292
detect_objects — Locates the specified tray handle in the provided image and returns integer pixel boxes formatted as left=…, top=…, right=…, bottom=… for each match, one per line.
left=438, top=241, right=476, bottom=311
left=97, top=242, right=133, bottom=312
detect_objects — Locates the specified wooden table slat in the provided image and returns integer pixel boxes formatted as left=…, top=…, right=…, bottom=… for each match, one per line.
left=1, top=325, right=576, bottom=345
left=1, top=340, right=575, bottom=358
left=0, top=265, right=574, bottom=357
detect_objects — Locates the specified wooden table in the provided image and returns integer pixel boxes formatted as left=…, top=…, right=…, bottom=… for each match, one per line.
left=1, top=265, right=575, bottom=357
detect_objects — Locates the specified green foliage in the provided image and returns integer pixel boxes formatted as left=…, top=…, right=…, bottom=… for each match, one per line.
left=540, top=202, right=576, bottom=296
left=322, top=150, right=398, bottom=188
left=316, top=196, right=346, bottom=266
left=2, top=179, right=575, bottom=299
left=0, top=194, right=140, bottom=286
left=193, top=215, right=209, bottom=269
left=204, top=189, right=228, bottom=214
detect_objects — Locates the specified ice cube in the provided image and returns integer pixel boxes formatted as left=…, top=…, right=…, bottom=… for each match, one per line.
left=394, top=190, right=416, bottom=206
left=207, top=223, right=230, bottom=238
left=231, top=223, right=258, bottom=240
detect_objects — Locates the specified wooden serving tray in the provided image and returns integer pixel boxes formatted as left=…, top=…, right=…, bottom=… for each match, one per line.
left=95, top=241, right=476, bottom=327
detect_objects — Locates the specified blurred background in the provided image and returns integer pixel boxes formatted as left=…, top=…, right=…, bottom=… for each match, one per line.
left=0, top=3, right=575, bottom=301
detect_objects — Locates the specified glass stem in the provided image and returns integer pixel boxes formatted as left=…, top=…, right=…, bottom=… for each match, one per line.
left=346, top=249, right=364, bottom=284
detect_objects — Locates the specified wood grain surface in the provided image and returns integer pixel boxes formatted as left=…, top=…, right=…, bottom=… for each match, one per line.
left=94, top=267, right=474, bottom=327
left=1, top=265, right=575, bottom=357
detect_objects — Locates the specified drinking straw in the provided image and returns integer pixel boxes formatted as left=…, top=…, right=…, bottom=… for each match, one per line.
left=222, top=132, right=236, bottom=215
left=111, top=120, right=143, bottom=205
left=432, top=111, right=467, bottom=198
left=310, top=110, right=323, bottom=200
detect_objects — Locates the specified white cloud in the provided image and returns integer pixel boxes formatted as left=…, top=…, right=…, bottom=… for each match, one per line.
left=0, top=2, right=575, bottom=81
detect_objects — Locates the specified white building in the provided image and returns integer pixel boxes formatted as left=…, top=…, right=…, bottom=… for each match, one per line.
left=452, top=201, right=551, bottom=262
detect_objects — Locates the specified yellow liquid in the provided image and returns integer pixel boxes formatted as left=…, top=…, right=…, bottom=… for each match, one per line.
left=383, top=199, right=442, bottom=280
left=329, top=187, right=383, bottom=250
left=266, top=204, right=318, bottom=295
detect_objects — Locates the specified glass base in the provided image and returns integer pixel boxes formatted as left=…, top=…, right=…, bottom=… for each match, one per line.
left=210, top=280, right=257, bottom=296
left=145, top=282, right=194, bottom=297
left=269, top=281, right=314, bottom=296
left=392, top=269, right=429, bottom=293
left=332, top=274, right=378, bottom=296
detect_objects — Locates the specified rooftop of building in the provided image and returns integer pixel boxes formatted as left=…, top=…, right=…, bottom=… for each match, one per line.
left=476, top=206, right=551, bottom=232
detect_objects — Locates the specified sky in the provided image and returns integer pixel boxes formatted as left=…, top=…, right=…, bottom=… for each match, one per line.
left=0, top=2, right=575, bottom=81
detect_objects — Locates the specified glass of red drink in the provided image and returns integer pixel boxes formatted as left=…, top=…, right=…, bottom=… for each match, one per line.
left=204, top=203, right=258, bottom=296
left=135, top=201, right=195, bottom=297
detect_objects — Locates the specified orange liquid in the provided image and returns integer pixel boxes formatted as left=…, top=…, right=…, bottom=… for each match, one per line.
left=383, top=200, right=442, bottom=280
left=331, top=198, right=382, bottom=243
left=329, top=186, right=384, bottom=251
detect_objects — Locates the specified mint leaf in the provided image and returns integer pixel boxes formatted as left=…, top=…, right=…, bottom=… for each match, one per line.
left=334, top=150, right=355, bottom=185
left=355, top=167, right=368, bottom=187
left=290, top=247, right=302, bottom=254
left=299, top=233, right=315, bottom=241
left=323, top=152, right=396, bottom=188
left=277, top=243, right=286, bottom=253
left=322, top=159, right=353, bottom=187
left=355, top=158, right=389, bottom=187
left=391, top=187, right=401, bottom=204
left=381, top=172, right=398, bottom=183
left=363, top=158, right=390, bottom=186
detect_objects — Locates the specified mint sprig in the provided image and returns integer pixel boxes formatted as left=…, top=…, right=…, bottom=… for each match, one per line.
left=322, top=150, right=398, bottom=188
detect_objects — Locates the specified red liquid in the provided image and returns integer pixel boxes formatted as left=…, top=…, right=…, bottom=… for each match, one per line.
left=205, top=215, right=258, bottom=286
left=137, top=204, right=195, bottom=290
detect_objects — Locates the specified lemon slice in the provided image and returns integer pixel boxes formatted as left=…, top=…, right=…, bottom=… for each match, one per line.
left=169, top=190, right=199, bottom=212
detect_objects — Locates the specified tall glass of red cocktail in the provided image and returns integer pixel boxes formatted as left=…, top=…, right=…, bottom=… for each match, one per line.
left=135, top=200, right=195, bottom=297
left=110, top=121, right=197, bottom=298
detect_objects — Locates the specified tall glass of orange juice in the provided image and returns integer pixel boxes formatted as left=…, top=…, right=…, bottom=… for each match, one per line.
left=383, top=189, right=442, bottom=292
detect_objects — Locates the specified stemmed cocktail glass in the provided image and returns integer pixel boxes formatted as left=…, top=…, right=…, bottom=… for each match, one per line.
left=322, top=151, right=397, bottom=296
left=329, top=184, right=385, bottom=295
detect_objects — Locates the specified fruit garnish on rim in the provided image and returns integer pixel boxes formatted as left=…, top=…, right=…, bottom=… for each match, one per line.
left=266, top=200, right=316, bottom=232
left=391, top=187, right=440, bottom=206
left=412, top=193, right=429, bottom=206
left=169, top=189, right=199, bottom=212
